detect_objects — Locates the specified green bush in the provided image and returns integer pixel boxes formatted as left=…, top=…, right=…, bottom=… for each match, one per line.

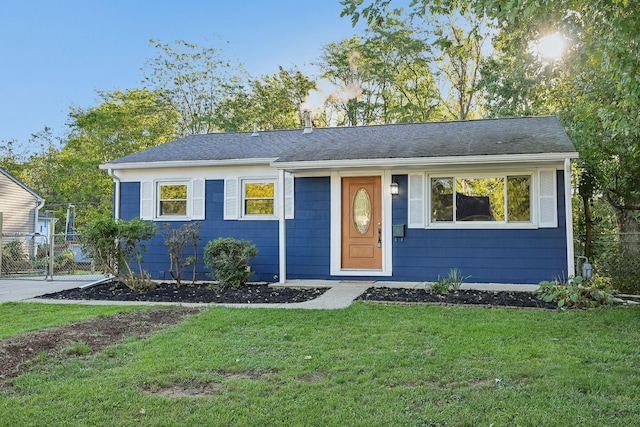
left=32, top=248, right=75, bottom=272
left=2, top=240, right=30, bottom=273
left=536, top=275, right=615, bottom=309
left=430, top=268, right=467, bottom=293
left=162, top=222, right=201, bottom=286
left=80, top=216, right=157, bottom=290
left=203, top=237, right=258, bottom=289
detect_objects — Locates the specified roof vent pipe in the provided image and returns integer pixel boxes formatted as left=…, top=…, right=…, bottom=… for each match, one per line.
left=303, top=110, right=312, bottom=134
left=251, top=122, right=259, bottom=137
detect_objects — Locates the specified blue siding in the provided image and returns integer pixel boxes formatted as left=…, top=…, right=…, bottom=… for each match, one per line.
left=286, top=177, right=332, bottom=279
left=388, top=172, right=568, bottom=284
left=120, top=171, right=569, bottom=285
left=120, top=180, right=279, bottom=282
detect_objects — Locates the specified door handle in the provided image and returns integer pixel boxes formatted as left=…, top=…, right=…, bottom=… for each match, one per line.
left=377, top=223, right=382, bottom=248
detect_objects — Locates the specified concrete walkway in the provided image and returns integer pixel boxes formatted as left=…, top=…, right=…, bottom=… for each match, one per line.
left=1, top=278, right=539, bottom=310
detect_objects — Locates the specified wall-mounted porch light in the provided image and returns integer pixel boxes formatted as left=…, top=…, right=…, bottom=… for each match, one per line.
left=390, top=181, right=399, bottom=195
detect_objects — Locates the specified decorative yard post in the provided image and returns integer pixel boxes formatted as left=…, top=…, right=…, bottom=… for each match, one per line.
left=46, top=217, right=56, bottom=281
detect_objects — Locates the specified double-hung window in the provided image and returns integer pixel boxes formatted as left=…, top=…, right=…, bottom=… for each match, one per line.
left=140, top=179, right=205, bottom=221
left=243, top=180, right=275, bottom=217
left=157, top=182, right=188, bottom=218
left=223, top=174, right=294, bottom=220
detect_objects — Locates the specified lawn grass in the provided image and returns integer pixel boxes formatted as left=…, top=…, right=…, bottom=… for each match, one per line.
left=0, top=302, right=150, bottom=338
left=1, top=303, right=639, bottom=426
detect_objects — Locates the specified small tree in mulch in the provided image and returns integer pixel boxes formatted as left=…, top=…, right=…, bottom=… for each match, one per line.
left=80, top=216, right=157, bottom=290
left=203, top=237, right=258, bottom=289
left=162, top=222, right=201, bottom=286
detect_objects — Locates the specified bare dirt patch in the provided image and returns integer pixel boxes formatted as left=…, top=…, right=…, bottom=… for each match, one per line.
left=149, top=380, right=225, bottom=398
left=144, top=370, right=274, bottom=398
left=0, top=307, right=202, bottom=388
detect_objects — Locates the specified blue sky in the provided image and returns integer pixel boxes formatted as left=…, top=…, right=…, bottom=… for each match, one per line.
left=0, top=0, right=366, bottom=148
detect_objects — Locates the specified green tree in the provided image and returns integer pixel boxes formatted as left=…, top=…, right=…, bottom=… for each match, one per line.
left=215, top=67, right=316, bottom=132
left=339, top=3, right=487, bottom=121
left=318, top=17, right=441, bottom=125
left=46, top=88, right=180, bottom=225
left=435, top=20, right=485, bottom=120
left=319, top=36, right=373, bottom=126
left=143, top=39, right=247, bottom=136
left=342, top=0, right=640, bottom=289
left=362, top=16, right=442, bottom=122
left=0, top=139, right=28, bottom=177
left=250, top=67, right=316, bottom=130
left=473, top=0, right=640, bottom=250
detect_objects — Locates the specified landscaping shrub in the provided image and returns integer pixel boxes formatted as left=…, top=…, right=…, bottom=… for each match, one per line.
left=203, top=237, right=258, bottom=289
left=1, top=240, right=30, bottom=274
left=536, top=275, right=615, bottom=309
left=32, top=248, right=75, bottom=273
left=162, top=222, right=201, bottom=286
left=80, top=216, right=157, bottom=290
left=430, top=268, right=467, bottom=293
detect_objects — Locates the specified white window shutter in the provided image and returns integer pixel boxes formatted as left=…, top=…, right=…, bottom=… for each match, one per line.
left=140, top=180, right=153, bottom=220
left=538, top=170, right=557, bottom=228
left=284, top=172, right=294, bottom=219
left=224, top=178, right=238, bottom=220
left=191, top=179, right=205, bottom=220
left=408, top=173, right=425, bottom=228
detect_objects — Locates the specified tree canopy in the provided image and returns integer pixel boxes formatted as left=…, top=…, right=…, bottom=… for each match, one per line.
left=2, top=3, right=638, bottom=258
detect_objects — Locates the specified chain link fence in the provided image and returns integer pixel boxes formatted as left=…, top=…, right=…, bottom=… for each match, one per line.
left=0, top=233, right=106, bottom=281
left=575, top=232, right=640, bottom=294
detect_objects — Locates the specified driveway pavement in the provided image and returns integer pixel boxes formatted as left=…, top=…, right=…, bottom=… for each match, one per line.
left=0, top=278, right=91, bottom=303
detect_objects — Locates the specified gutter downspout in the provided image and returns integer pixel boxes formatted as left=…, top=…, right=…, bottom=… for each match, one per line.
left=35, top=197, right=45, bottom=235
left=107, top=168, right=121, bottom=220
left=564, top=158, right=576, bottom=277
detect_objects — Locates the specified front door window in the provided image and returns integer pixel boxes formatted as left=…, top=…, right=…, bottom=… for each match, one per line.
left=353, top=188, right=372, bottom=234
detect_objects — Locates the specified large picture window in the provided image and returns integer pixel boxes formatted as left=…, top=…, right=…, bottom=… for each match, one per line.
left=157, top=182, right=188, bottom=217
left=431, top=175, right=531, bottom=223
left=243, top=180, right=275, bottom=216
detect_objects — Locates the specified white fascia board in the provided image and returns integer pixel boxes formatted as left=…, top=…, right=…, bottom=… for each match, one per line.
left=99, top=158, right=278, bottom=170
left=272, top=152, right=578, bottom=171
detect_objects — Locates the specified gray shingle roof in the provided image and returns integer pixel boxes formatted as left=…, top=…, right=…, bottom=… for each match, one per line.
left=106, top=116, right=576, bottom=166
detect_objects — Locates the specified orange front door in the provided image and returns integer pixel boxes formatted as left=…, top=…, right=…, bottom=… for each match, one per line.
left=341, top=176, right=382, bottom=270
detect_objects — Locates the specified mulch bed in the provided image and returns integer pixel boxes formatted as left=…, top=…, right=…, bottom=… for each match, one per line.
left=34, top=280, right=555, bottom=309
left=36, top=281, right=328, bottom=304
left=357, top=287, right=557, bottom=309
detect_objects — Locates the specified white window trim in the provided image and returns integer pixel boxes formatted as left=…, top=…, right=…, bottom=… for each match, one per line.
left=224, top=174, right=294, bottom=221
left=426, top=172, right=535, bottom=228
left=140, top=178, right=205, bottom=221
left=407, top=167, right=559, bottom=230
left=156, top=180, right=189, bottom=220
left=240, top=178, right=278, bottom=220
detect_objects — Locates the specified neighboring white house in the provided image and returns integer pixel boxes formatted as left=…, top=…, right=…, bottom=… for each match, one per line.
left=0, top=167, right=45, bottom=235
